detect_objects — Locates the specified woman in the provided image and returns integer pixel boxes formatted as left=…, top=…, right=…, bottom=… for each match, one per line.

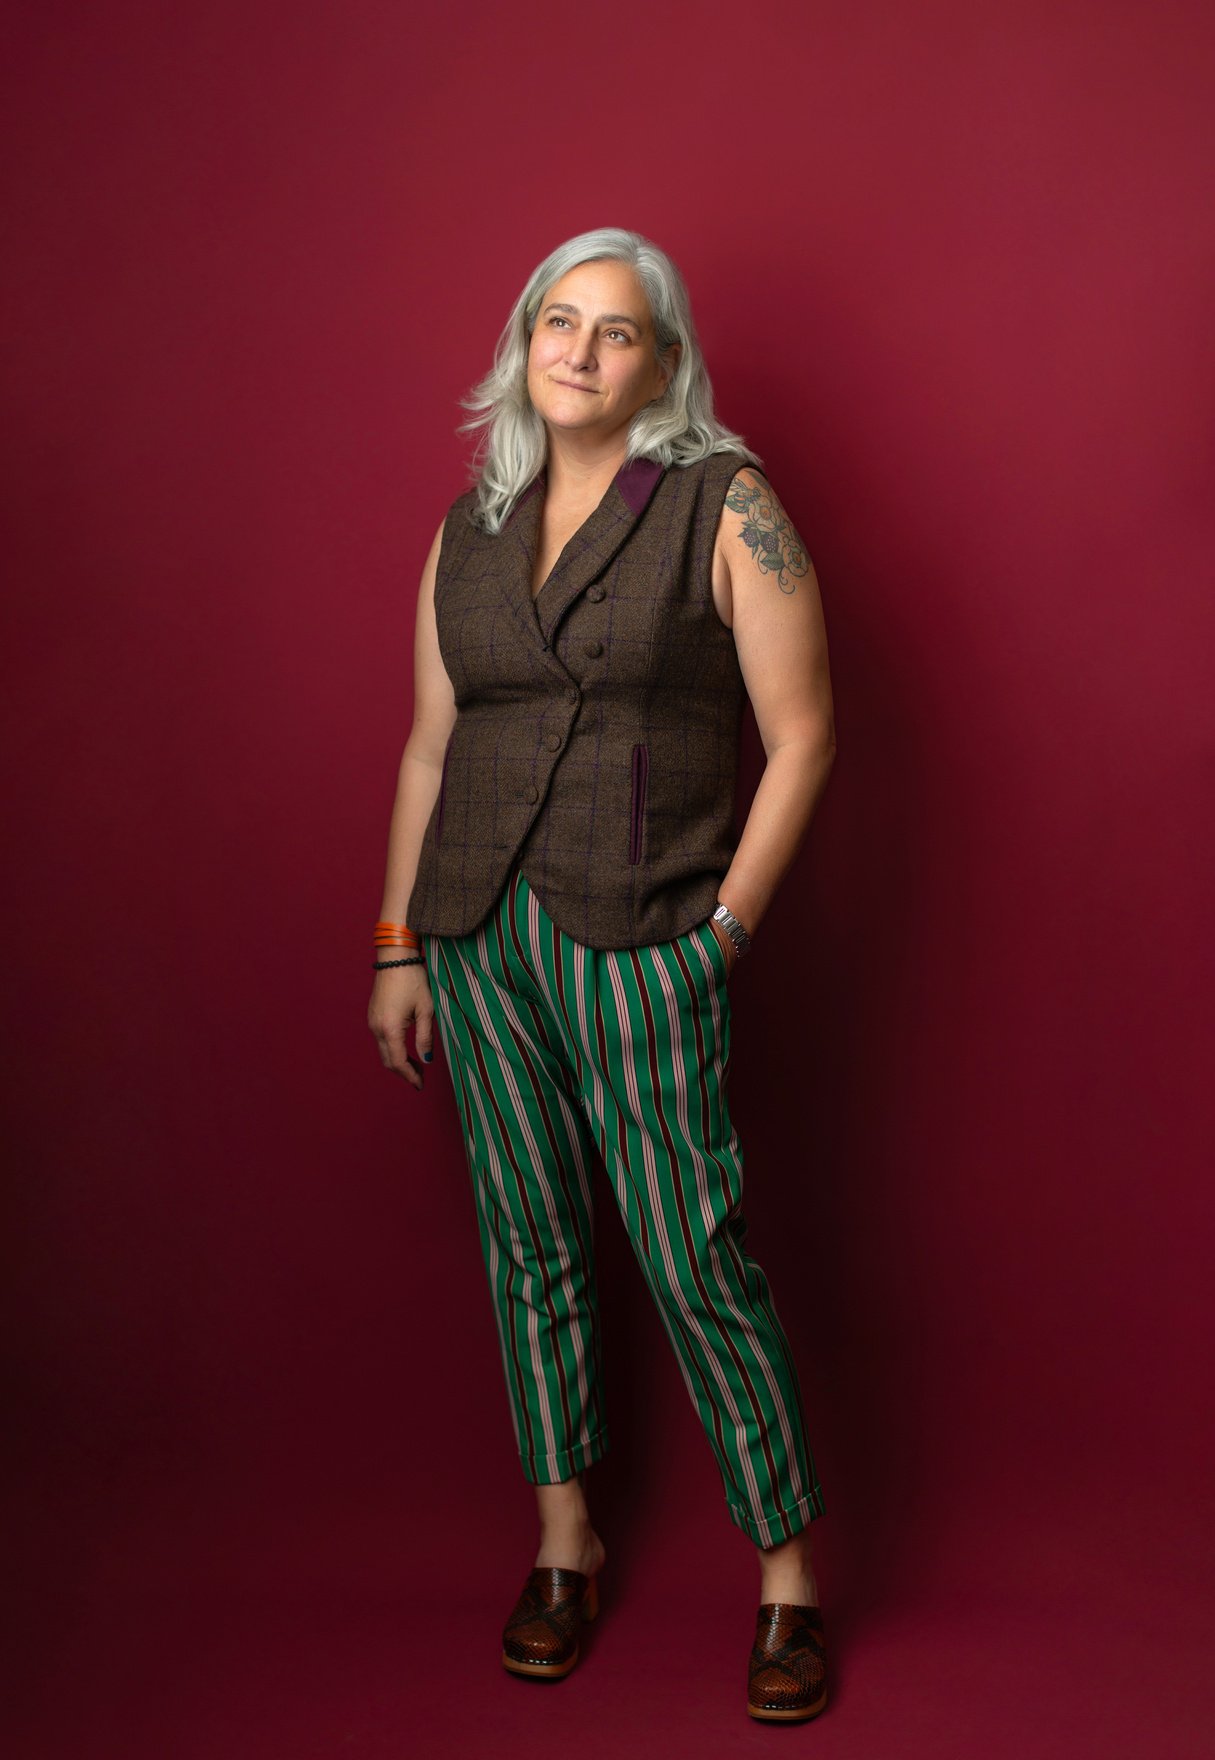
left=368, top=228, right=837, bottom=1722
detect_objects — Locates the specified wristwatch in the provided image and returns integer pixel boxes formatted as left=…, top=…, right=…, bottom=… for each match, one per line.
left=711, top=901, right=752, bottom=960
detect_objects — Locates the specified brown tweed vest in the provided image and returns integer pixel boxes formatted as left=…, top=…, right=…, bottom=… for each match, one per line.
left=406, top=447, right=748, bottom=949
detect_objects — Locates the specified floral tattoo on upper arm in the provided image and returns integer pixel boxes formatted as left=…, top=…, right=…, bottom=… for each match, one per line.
left=723, top=470, right=811, bottom=593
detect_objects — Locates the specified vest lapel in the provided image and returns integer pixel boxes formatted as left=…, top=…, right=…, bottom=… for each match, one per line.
left=503, top=455, right=667, bottom=651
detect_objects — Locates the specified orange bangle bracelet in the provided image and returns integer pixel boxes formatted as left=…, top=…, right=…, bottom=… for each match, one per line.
left=374, top=920, right=420, bottom=954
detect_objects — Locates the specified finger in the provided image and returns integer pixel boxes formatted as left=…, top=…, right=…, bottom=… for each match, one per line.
left=369, top=1006, right=426, bottom=1087
left=370, top=1013, right=410, bottom=1075
left=413, top=1010, right=437, bottom=1066
left=382, top=1033, right=422, bottom=1089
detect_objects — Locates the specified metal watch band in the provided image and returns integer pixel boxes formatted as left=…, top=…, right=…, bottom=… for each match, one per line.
left=711, top=901, right=751, bottom=959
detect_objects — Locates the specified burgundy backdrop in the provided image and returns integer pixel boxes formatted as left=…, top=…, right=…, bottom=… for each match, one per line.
left=3, top=3, right=1211, bottom=1756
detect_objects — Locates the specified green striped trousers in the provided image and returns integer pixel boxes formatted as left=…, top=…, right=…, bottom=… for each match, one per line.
left=423, top=865, right=826, bottom=1547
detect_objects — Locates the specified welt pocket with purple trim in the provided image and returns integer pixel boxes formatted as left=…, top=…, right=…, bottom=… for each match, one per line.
left=628, top=742, right=649, bottom=864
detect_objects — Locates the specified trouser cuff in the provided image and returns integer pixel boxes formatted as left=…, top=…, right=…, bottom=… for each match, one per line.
left=519, top=1428, right=610, bottom=1485
left=728, top=1485, right=827, bottom=1547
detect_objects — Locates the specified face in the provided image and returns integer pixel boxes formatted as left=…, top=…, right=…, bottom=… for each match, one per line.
left=526, top=259, right=679, bottom=445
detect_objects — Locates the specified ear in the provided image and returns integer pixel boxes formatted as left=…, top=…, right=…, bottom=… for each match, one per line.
left=661, top=340, right=682, bottom=392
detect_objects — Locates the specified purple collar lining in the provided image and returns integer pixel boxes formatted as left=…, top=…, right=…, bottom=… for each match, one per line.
left=515, top=454, right=664, bottom=520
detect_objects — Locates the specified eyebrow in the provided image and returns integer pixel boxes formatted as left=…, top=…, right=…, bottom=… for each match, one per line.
left=540, top=301, right=643, bottom=333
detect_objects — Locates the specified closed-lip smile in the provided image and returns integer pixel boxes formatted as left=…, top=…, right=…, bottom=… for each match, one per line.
left=553, top=379, right=598, bottom=392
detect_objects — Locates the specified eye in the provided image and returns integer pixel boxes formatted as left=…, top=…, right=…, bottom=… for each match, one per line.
left=545, top=316, right=631, bottom=342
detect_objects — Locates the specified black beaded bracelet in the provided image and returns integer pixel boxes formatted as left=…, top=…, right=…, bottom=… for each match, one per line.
left=373, top=956, right=426, bottom=970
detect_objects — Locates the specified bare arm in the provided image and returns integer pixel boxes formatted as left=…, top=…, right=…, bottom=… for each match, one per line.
left=368, top=515, right=457, bottom=1088
left=710, top=468, right=837, bottom=967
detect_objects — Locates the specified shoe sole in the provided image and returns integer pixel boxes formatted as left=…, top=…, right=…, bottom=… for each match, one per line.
left=747, top=1686, right=828, bottom=1722
left=502, top=1647, right=582, bottom=1679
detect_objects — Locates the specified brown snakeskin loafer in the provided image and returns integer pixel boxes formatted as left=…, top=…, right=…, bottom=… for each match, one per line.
left=501, top=1565, right=600, bottom=1679
left=747, top=1602, right=828, bottom=1721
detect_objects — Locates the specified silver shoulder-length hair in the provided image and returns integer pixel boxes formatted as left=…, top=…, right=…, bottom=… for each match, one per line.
left=456, top=227, right=763, bottom=534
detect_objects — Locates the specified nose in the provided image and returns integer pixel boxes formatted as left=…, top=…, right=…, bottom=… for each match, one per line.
left=563, top=327, right=597, bottom=371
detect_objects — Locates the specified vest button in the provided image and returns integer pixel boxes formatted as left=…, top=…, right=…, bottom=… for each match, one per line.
left=544, top=732, right=562, bottom=751
left=583, top=639, right=603, bottom=658
left=524, top=783, right=539, bottom=804
left=587, top=585, right=605, bottom=602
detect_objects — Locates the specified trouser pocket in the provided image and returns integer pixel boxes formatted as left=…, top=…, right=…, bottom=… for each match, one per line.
left=694, top=913, right=731, bottom=985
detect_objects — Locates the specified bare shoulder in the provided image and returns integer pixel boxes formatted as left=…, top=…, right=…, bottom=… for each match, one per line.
left=714, top=464, right=813, bottom=596
left=411, top=513, right=449, bottom=615
left=424, top=511, right=447, bottom=577
left=412, top=510, right=457, bottom=750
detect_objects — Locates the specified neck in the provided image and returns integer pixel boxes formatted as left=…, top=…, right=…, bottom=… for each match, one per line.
left=542, top=429, right=629, bottom=502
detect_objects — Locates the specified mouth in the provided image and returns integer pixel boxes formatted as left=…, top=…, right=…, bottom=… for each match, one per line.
left=552, top=379, right=598, bottom=394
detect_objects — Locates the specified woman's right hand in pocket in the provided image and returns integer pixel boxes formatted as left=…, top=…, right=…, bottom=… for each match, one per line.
left=368, top=966, right=435, bottom=1090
